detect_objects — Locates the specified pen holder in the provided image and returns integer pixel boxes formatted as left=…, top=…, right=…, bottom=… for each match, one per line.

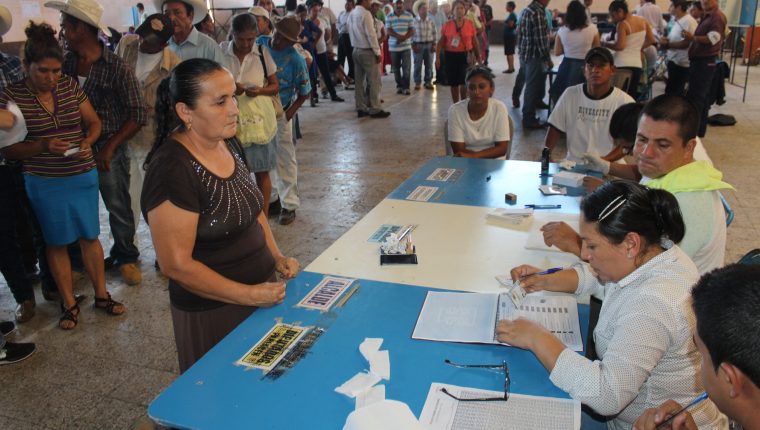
left=380, top=247, right=418, bottom=265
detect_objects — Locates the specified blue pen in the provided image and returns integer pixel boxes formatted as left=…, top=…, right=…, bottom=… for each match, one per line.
left=525, top=204, right=562, bottom=209
left=655, top=392, right=709, bottom=429
left=520, top=267, right=563, bottom=280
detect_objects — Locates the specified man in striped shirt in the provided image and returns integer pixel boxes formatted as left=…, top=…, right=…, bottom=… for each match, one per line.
left=386, top=0, right=415, bottom=95
left=412, top=1, right=437, bottom=90
left=54, top=2, right=147, bottom=285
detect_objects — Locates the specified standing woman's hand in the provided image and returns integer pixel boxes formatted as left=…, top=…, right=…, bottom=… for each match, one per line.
left=275, top=255, right=300, bottom=279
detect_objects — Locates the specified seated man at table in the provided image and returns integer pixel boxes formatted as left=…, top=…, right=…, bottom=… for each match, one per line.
left=634, top=264, right=760, bottom=430
left=542, top=94, right=733, bottom=274
left=543, top=47, right=634, bottom=162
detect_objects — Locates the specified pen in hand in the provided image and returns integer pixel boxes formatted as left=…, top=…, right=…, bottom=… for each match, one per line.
left=655, top=392, right=708, bottom=430
left=518, top=267, right=563, bottom=280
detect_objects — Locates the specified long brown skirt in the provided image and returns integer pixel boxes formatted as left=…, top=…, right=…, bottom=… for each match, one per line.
left=171, top=303, right=256, bottom=373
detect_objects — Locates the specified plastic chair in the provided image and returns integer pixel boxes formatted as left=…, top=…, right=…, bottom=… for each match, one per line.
left=719, top=192, right=734, bottom=227
left=738, top=249, right=760, bottom=265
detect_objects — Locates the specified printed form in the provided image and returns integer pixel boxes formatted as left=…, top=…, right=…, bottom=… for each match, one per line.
left=419, top=383, right=581, bottom=430
left=412, top=291, right=582, bottom=351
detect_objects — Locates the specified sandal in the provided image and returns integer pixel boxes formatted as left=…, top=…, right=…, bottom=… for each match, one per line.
left=93, top=293, right=126, bottom=316
left=59, top=303, right=80, bottom=330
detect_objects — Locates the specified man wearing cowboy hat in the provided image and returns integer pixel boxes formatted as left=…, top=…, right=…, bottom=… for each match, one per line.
left=0, top=6, right=24, bottom=90
left=46, top=0, right=148, bottom=285
left=260, top=16, right=312, bottom=225
left=116, top=13, right=181, bottom=230
left=155, top=0, right=225, bottom=63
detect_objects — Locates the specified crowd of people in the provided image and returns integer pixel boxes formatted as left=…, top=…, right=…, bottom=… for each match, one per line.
left=3, top=1, right=760, bottom=429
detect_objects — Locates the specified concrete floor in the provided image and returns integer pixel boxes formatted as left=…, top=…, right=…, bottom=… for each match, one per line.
left=2, top=51, right=759, bottom=429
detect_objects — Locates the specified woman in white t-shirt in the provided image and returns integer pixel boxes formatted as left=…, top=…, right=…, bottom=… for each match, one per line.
left=447, top=66, right=510, bottom=159
left=549, top=1, right=600, bottom=103
left=222, top=12, right=280, bottom=215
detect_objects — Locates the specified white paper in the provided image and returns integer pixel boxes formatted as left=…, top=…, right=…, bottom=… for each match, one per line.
left=359, top=338, right=383, bottom=361
left=426, top=168, right=462, bottom=182
left=64, top=147, right=81, bottom=157
left=412, top=291, right=583, bottom=351
left=344, top=399, right=423, bottom=430
left=335, top=372, right=382, bottom=398
left=355, top=384, right=386, bottom=410
left=0, top=102, right=28, bottom=149
left=406, top=185, right=438, bottom=202
left=369, top=350, right=390, bottom=380
left=486, top=208, right=534, bottom=223
left=419, top=383, right=581, bottom=430
left=552, top=171, right=585, bottom=188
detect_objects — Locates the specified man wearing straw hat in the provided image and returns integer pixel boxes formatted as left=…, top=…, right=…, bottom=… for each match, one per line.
left=348, top=0, right=390, bottom=118
left=260, top=16, right=312, bottom=225
left=116, top=13, right=181, bottom=231
left=46, top=0, right=147, bottom=285
left=154, top=0, right=225, bottom=63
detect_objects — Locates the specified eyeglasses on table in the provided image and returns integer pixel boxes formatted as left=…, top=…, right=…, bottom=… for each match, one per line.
left=440, top=359, right=510, bottom=402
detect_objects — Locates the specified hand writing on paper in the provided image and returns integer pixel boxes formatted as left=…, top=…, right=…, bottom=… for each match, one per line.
left=250, top=281, right=286, bottom=307
left=509, top=265, right=549, bottom=293
left=633, top=400, right=698, bottom=430
left=496, top=318, right=548, bottom=350
left=275, top=256, right=300, bottom=279
left=541, top=222, right=582, bottom=256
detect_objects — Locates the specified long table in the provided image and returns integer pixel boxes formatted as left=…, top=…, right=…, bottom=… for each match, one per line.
left=148, top=158, right=602, bottom=429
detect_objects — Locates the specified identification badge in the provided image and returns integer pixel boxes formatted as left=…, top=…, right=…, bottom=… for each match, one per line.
left=451, top=36, right=461, bottom=48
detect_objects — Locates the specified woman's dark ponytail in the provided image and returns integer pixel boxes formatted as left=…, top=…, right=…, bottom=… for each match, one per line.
left=646, top=187, right=686, bottom=244
left=581, top=180, right=685, bottom=249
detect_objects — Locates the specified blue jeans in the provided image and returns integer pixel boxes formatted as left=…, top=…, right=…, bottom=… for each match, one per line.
left=521, top=57, right=547, bottom=125
left=96, top=144, right=139, bottom=263
left=391, top=49, right=411, bottom=90
left=413, top=42, right=434, bottom=85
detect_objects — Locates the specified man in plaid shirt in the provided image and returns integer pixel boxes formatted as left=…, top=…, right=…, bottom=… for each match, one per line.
left=54, top=3, right=147, bottom=285
left=412, top=1, right=437, bottom=90
left=518, top=0, right=552, bottom=128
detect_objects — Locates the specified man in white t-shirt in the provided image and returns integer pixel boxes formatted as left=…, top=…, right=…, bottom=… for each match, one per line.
left=544, top=47, right=634, bottom=161
left=661, top=0, right=698, bottom=96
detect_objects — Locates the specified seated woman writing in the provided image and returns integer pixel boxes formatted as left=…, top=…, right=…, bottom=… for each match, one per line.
left=496, top=181, right=727, bottom=429
left=446, top=66, right=510, bottom=159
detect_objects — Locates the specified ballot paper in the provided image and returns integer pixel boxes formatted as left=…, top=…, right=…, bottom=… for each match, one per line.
left=406, top=186, right=439, bottom=202
left=419, top=383, right=581, bottom=430
left=426, top=168, right=463, bottom=182
left=296, top=276, right=355, bottom=311
left=237, top=323, right=310, bottom=372
left=412, top=291, right=582, bottom=351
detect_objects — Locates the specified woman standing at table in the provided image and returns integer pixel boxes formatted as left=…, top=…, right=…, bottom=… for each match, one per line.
left=496, top=181, right=727, bottom=429
left=0, top=22, right=126, bottom=330
left=436, top=0, right=480, bottom=103
left=549, top=0, right=600, bottom=103
left=142, top=59, right=299, bottom=373
left=447, top=66, right=509, bottom=159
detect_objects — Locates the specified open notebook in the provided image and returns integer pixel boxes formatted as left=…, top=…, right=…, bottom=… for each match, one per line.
left=412, top=291, right=583, bottom=352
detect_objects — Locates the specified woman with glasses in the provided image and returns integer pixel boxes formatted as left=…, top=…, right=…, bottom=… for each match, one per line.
left=447, top=66, right=510, bottom=159
left=497, top=181, right=727, bottom=429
